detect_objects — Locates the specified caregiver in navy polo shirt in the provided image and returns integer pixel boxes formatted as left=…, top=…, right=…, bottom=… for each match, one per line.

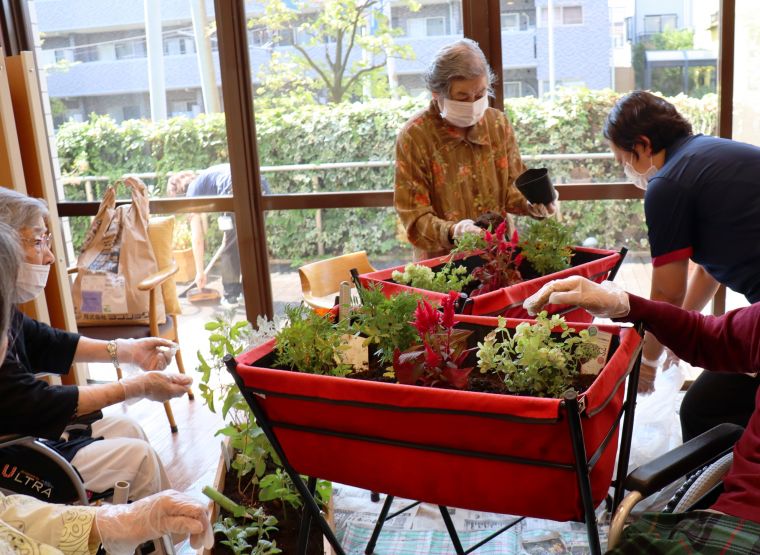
left=604, top=90, right=760, bottom=442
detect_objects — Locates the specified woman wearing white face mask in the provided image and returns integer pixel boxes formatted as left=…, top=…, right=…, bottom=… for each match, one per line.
left=394, top=39, right=557, bottom=261
left=0, top=187, right=193, bottom=502
left=0, top=222, right=214, bottom=555
left=604, top=91, right=760, bottom=439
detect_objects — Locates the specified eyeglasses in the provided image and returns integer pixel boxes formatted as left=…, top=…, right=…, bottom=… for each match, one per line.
left=21, top=232, right=52, bottom=252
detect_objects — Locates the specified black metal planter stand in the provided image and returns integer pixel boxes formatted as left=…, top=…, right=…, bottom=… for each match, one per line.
left=224, top=330, right=642, bottom=555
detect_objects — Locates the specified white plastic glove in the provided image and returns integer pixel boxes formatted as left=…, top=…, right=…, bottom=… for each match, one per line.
left=121, top=372, right=193, bottom=402
left=95, top=490, right=213, bottom=555
left=451, top=219, right=483, bottom=239
left=525, top=189, right=559, bottom=218
left=523, top=276, right=630, bottom=318
left=116, top=338, right=177, bottom=371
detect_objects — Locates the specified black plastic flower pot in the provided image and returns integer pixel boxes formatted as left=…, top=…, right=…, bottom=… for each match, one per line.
left=516, top=168, right=555, bottom=205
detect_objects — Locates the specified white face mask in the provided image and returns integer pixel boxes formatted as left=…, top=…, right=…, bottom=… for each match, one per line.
left=439, top=95, right=489, bottom=128
left=623, top=155, right=658, bottom=190
left=16, top=262, right=50, bottom=303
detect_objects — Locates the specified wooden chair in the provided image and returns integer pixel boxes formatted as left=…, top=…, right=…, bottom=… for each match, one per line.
left=71, top=216, right=192, bottom=433
left=298, top=251, right=376, bottom=313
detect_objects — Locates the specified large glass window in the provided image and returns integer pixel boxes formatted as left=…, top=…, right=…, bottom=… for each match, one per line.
left=243, top=0, right=463, bottom=311
left=501, top=0, right=719, bottom=253
left=28, top=0, right=241, bottom=377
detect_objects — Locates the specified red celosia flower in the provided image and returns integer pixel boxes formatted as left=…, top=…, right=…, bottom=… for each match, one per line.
left=495, top=221, right=507, bottom=241
left=413, top=299, right=440, bottom=336
left=440, top=291, right=458, bottom=329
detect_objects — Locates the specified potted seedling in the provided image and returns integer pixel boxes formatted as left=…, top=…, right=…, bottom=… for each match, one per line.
left=196, top=316, right=334, bottom=554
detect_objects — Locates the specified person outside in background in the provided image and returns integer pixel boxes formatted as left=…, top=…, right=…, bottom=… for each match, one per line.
left=524, top=275, right=760, bottom=554
left=0, top=219, right=213, bottom=555
left=394, top=38, right=556, bottom=261
left=0, top=187, right=191, bottom=501
left=168, top=164, right=270, bottom=306
left=603, top=91, right=760, bottom=441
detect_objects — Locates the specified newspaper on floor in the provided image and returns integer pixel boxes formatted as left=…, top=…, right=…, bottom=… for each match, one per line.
left=332, top=483, right=609, bottom=555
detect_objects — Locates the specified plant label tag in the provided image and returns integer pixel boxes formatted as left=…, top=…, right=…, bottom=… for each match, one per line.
left=580, top=328, right=613, bottom=376
left=336, top=334, right=369, bottom=371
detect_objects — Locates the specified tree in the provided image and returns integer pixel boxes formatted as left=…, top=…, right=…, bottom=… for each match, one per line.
left=252, top=0, right=419, bottom=104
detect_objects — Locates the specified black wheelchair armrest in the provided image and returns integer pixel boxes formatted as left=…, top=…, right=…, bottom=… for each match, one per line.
left=625, top=423, right=744, bottom=498
left=70, top=410, right=104, bottom=427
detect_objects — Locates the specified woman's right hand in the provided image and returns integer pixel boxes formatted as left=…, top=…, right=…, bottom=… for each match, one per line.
left=452, top=219, right=483, bottom=239
left=523, top=276, right=631, bottom=318
left=95, top=490, right=213, bottom=554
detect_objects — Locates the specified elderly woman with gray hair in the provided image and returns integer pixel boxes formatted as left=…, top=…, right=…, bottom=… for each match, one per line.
left=0, top=186, right=192, bottom=502
left=0, top=221, right=213, bottom=554
left=394, top=38, right=556, bottom=260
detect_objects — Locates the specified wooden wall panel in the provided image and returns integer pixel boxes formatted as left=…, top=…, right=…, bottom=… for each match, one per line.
left=0, top=46, right=51, bottom=324
left=6, top=50, right=84, bottom=384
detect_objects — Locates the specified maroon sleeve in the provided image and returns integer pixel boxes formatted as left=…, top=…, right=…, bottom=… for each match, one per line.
left=621, top=295, right=760, bottom=373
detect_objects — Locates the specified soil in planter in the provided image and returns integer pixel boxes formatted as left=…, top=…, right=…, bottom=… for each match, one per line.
left=212, top=460, right=327, bottom=555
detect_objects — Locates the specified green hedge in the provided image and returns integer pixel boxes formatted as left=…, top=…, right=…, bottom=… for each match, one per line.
left=55, top=90, right=717, bottom=260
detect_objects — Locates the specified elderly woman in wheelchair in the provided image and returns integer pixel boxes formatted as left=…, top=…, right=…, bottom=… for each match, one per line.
left=526, top=276, right=760, bottom=554
left=0, top=221, right=212, bottom=554
left=0, top=188, right=192, bottom=502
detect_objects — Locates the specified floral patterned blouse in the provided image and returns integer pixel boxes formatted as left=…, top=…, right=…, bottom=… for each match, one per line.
left=0, top=493, right=98, bottom=554
left=394, top=100, right=530, bottom=260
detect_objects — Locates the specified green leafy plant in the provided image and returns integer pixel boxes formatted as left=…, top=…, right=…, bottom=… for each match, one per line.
left=393, top=292, right=473, bottom=389
left=476, top=312, right=602, bottom=398
left=258, top=469, right=302, bottom=515
left=349, top=285, right=421, bottom=365
left=213, top=513, right=281, bottom=555
left=275, top=304, right=353, bottom=376
left=198, top=317, right=279, bottom=494
left=204, top=486, right=282, bottom=555
left=391, top=262, right=473, bottom=293
left=390, top=232, right=485, bottom=293
left=198, top=314, right=331, bottom=550
left=519, top=218, right=574, bottom=275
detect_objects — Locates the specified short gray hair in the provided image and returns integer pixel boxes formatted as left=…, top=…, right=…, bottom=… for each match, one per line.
left=0, top=187, right=49, bottom=230
left=0, top=221, right=21, bottom=342
left=423, top=38, right=496, bottom=97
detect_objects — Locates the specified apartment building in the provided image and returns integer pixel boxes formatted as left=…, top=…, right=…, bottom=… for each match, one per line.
left=33, top=0, right=612, bottom=124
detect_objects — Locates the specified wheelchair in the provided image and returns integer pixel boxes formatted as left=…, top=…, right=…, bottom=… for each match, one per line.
left=0, top=430, right=177, bottom=554
left=607, top=422, right=744, bottom=550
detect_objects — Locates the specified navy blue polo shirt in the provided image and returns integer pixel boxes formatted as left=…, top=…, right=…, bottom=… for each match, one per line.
left=186, top=163, right=270, bottom=196
left=186, top=164, right=233, bottom=197
left=645, top=134, right=760, bottom=302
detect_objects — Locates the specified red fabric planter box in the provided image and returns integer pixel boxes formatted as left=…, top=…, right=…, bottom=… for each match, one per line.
left=359, top=246, right=624, bottom=323
left=231, top=315, right=641, bottom=522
